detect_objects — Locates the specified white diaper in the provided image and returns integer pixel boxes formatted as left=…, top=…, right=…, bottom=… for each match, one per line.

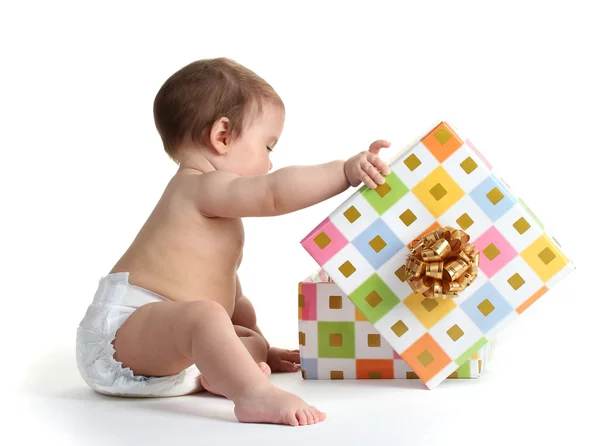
left=76, top=272, right=201, bottom=397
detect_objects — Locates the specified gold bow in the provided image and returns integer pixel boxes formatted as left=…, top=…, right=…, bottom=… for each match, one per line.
left=405, top=226, right=480, bottom=299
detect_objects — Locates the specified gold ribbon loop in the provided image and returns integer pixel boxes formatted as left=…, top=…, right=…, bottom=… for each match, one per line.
left=405, top=226, right=480, bottom=300
left=425, top=262, right=444, bottom=279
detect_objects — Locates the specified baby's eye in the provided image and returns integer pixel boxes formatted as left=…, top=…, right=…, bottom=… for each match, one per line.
left=266, top=146, right=273, bottom=152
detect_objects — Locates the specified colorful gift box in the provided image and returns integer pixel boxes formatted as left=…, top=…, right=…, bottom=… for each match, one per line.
left=300, top=121, right=574, bottom=389
left=298, top=269, right=493, bottom=380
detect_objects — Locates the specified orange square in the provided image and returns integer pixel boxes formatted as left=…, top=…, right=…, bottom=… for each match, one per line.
left=355, top=307, right=369, bottom=321
left=516, top=286, right=548, bottom=314
left=401, top=334, right=452, bottom=383
left=421, top=122, right=463, bottom=162
left=356, top=359, right=394, bottom=379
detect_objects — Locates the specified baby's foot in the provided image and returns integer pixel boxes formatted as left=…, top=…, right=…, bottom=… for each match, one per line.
left=201, top=362, right=271, bottom=397
left=233, top=384, right=326, bottom=426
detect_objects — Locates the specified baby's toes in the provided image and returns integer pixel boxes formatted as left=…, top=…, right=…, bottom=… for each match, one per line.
left=285, top=410, right=299, bottom=427
left=258, top=362, right=272, bottom=376
left=310, top=406, right=323, bottom=423
left=304, top=408, right=315, bottom=425
left=296, top=408, right=308, bottom=426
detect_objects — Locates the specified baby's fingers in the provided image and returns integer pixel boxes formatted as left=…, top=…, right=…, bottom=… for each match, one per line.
left=362, top=163, right=386, bottom=187
left=285, top=350, right=301, bottom=363
left=368, top=152, right=391, bottom=175
left=279, top=360, right=300, bottom=373
left=360, top=170, right=379, bottom=189
left=368, top=139, right=391, bottom=155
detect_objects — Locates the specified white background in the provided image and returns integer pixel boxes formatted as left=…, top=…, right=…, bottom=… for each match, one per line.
left=2, top=1, right=598, bottom=444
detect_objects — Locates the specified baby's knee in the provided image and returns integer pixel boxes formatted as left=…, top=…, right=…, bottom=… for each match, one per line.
left=180, top=300, right=230, bottom=330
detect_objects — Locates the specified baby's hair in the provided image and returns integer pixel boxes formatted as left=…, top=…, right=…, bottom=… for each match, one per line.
left=153, top=57, right=283, bottom=162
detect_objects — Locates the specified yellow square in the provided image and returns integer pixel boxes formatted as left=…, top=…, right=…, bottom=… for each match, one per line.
left=338, top=261, right=356, bottom=278
left=395, top=265, right=409, bottom=282
left=406, top=371, right=418, bottom=379
left=375, top=182, right=392, bottom=198
left=301, top=369, right=307, bottom=379
left=483, top=243, right=500, bottom=260
left=369, top=235, right=387, bottom=253
left=478, top=299, right=495, bottom=316
left=314, top=232, right=331, bottom=249
left=417, top=350, right=435, bottom=367
left=412, top=166, right=465, bottom=218
left=400, top=209, right=417, bottom=226
left=329, top=295, right=343, bottom=309
left=404, top=153, right=422, bottom=171
left=367, top=334, right=381, bottom=347
left=299, top=332, right=306, bottom=345
left=391, top=320, right=409, bottom=337
left=368, top=372, right=382, bottom=379
left=460, top=157, right=478, bottom=174
left=404, top=292, right=456, bottom=329
left=456, top=213, right=474, bottom=230
left=329, top=333, right=343, bottom=347
left=298, top=294, right=305, bottom=308
left=521, top=235, right=569, bottom=282
left=513, top=217, right=531, bottom=235
left=330, top=370, right=344, bottom=380
left=507, top=273, right=525, bottom=290
left=446, top=324, right=464, bottom=342
left=486, top=187, right=505, bottom=205
left=365, top=291, right=383, bottom=308
left=343, top=206, right=361, bottom=223
left=429, top=183, right=447, bottom=201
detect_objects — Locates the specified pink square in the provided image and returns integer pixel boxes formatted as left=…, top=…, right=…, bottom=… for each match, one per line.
left=466, top=139, right=492, bottom=170
left=300, top=283, right=317, bottom=320
left=393, top=350, right=401, bottom=360
left=474, top=226, right=518, bottom=278
left=300, top=217, right=348, bottom=265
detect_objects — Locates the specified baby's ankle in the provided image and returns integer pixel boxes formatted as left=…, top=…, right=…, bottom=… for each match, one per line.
left=230, top=380, right=273, bottom=404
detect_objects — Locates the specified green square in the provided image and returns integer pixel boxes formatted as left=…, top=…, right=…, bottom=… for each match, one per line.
left=455, top=338, right=488, bottom=367
left=519, top=198, right=544, bottom=230
left=361, top=172, right=409, bottom=215
left=348, top=274, right=400, bottom=324
left=317, top=322, right=355, bottom=358
left=455, top=360, right=473, bottom=378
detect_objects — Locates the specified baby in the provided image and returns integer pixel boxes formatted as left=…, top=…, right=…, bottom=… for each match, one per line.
left=76, top=58, right=391, bottom=427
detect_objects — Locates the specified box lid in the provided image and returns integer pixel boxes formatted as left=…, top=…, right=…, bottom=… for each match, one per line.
left=300, top=121, right=574, bottom=388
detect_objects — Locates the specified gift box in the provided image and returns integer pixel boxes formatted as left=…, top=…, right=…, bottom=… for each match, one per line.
left=300, top=121, right=574, bottom=389
left=298, top=269, right=493, bottom=380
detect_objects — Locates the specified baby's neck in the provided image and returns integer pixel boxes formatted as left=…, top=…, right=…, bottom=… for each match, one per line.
left=178, top=150, right=217, bottom=174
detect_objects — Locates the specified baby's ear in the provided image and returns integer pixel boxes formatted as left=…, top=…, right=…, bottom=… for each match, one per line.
left=209, top=117, right=231, bottom=155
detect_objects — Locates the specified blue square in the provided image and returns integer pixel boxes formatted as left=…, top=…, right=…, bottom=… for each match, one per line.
left=469, top=175, right=516, bottom=222
left=352, top=219, right=405, bottom=269
left=300, top=358, right=318, bottom=379
left=461, top=282, right=514, bottom=334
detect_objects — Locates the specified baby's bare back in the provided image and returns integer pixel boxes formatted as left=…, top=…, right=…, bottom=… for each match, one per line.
left=110, top=170, right=243, bottom=308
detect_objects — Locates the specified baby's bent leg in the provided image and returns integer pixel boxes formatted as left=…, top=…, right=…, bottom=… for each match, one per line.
left=112, top=300, right=325, bottom=426
left=113, top=300, right=269, bottom=398
left=200, top=326, right=270, bottom=396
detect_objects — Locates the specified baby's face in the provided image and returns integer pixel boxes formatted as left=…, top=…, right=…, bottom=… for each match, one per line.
left=226, top=102, right=284, bottom=176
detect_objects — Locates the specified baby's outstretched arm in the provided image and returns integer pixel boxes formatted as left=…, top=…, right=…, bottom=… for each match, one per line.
left=195, top=140, right=391, bottom=218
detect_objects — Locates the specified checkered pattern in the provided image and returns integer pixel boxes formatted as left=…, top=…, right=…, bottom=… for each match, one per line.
left=301, top=121, right=574, bottom=389
left=298, top=273, right=491, bottom=380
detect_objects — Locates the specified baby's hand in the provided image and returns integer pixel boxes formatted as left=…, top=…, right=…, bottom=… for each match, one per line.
left=267, top=347, right=300, bottom=373
left=344, top=140, right=392, bottom=189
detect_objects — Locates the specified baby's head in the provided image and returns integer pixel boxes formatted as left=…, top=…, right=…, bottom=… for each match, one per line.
left=154, top=58, right=284, bottom=176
